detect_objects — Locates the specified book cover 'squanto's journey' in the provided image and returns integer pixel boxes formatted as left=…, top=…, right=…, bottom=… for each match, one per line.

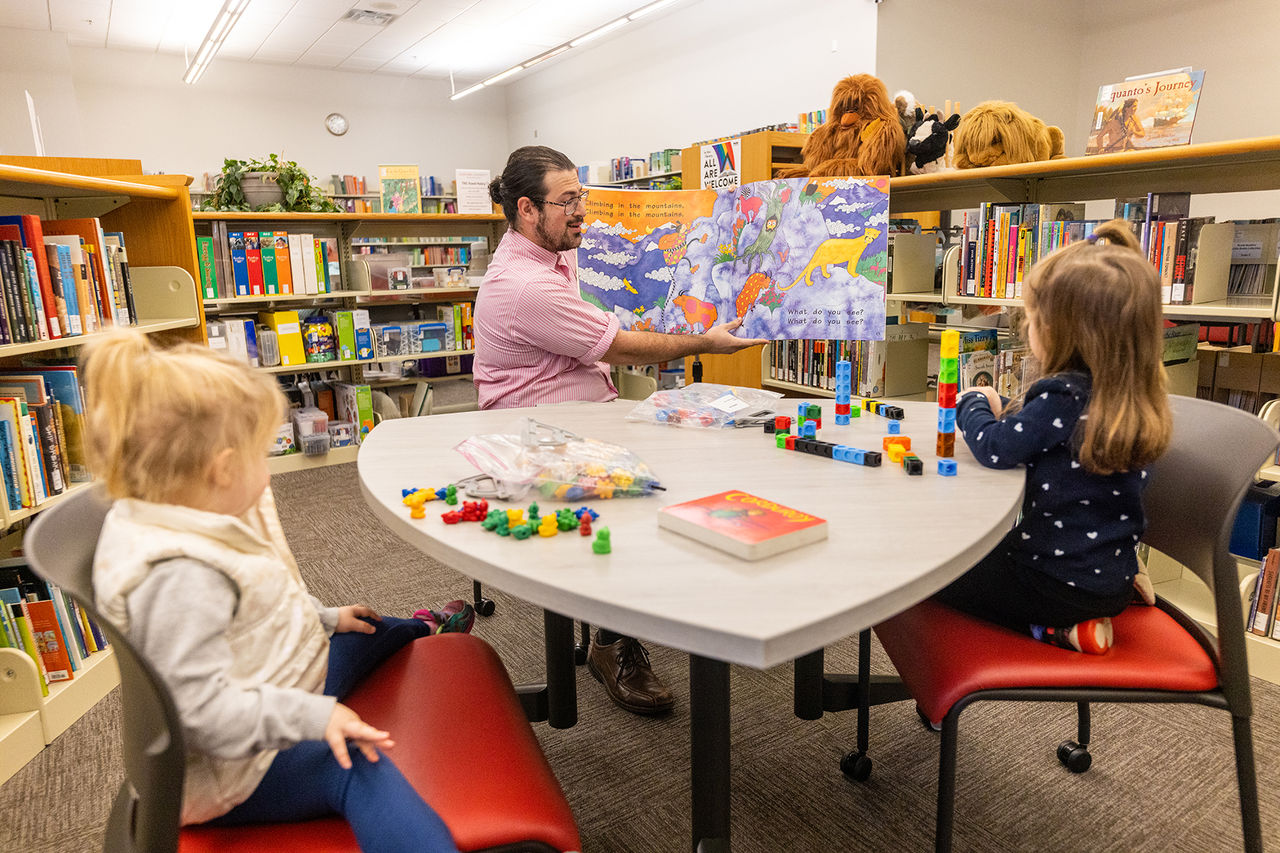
left=657, top=490, right=827, bottom=561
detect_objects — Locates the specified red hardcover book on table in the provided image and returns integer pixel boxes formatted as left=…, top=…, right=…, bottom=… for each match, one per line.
left=657, top=490, right=828, bottom=560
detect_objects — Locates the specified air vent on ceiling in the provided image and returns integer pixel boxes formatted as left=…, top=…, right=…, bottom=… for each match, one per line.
left=343, top=8, right=398, bottom=26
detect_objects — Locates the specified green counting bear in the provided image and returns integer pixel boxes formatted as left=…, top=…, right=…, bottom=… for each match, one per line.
left=511, top=523, right=534, bottom=540
left=592, top=527, right=611, bottom=554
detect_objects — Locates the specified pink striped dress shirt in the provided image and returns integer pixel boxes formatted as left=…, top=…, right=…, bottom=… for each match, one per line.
left=474, top=229, right=620, bottom=409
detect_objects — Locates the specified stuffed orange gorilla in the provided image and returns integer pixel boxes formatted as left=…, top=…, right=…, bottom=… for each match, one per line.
left=779, top=74, right=906, bottom=179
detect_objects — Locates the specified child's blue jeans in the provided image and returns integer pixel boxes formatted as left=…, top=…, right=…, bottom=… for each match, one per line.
left=208, top=616, right=458, bottom=853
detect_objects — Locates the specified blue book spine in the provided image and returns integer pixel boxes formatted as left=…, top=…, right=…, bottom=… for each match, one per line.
left=0, top=420, right=19, bottom=511
left=60, top=591, right=89, bottom=658
left=53, top=245, right=82, bottom=335
left=228, top=231, right=250, bottom=297
left=241, top=319, right=259, bottom=367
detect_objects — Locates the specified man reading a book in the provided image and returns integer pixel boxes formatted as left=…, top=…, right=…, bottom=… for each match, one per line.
left=475, top=145, right=765, bottom=715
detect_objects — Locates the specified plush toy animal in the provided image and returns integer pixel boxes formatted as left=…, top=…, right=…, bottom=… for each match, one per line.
left=906, top=108, right=961, bottom=174
left=952, top=100, right=1066, bottom=169
left=779, top=74, right=907, bottom=179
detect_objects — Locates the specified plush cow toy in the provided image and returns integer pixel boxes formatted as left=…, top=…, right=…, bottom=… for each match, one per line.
left=906, top=108, right=961, bottom=174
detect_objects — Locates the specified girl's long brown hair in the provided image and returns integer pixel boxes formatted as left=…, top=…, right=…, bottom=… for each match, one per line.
left=1019, top=218, right=1171, bottom=474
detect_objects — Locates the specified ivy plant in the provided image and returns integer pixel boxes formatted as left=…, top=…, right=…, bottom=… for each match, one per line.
left=203, top=153, right=341, bottom=213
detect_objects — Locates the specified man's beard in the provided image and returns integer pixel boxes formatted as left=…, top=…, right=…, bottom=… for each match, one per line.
left=536, top=211, right=582, bottom=252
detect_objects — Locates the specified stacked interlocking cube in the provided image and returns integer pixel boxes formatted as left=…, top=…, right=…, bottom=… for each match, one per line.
left=834, top=360, right=859, bottom=425
left=936, top=330, right=959, bottom=476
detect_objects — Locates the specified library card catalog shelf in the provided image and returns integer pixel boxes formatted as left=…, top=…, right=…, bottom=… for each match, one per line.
left=192, top=212, right=506, bottom=474
left=0, top=156, right=207, bottom=783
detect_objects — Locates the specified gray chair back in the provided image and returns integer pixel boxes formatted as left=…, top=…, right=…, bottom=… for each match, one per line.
left=26, top=486, right=185, bottom=853
left=1143, top=395, right=1280, bottom=712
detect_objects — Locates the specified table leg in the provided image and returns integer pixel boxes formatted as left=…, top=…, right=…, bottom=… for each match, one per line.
left=544, top=610, right=577, bottom=729
left=690, top=654, right=730, bottom=853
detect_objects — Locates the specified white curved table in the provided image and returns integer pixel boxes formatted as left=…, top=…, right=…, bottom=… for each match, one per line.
left=358, top=398, right=1024, bottom=850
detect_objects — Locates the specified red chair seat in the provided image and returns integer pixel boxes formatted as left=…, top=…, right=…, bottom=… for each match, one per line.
left=875, top=599, right=1219, bottom=726
left=179, top=633, right=580, bottom=852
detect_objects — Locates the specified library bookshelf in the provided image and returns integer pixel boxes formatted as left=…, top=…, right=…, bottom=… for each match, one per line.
left=193, top=212, right=503, bottom=473
left=0, top=157, right=206, bottom=783
left=768, top=135, right=1280, bottom=683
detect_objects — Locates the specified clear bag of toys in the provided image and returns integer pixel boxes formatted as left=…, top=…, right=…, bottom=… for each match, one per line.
left=453, top=418, right=663, bottom=501
left=625, top=383, right=783, bottom=429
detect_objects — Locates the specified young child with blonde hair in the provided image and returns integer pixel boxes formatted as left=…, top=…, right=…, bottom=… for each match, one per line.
left=944, top=219, right=1171, bottom=654
left=83, top=329, right=459, bottom=852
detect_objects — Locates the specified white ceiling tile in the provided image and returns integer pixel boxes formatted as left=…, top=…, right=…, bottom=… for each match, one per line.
left=49, top=0, right=112, bottom=34
left=0, top=3, right=51, bottom=29
left=2, top=0, right=679, bottom=84
left=219, top=3, right=292, bottom=57
left=105, top=2, right=170, bottom=51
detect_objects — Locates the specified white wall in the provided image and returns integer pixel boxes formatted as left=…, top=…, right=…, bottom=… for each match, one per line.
left=876, top=1, right=1089, bottom=151
left=504, top=0, right=880, bottom=167
left=0, top=28, right=512, bottom=189
left=0, top=29, right=85, bottom=157
left=65, top=48, right=512, bottom=187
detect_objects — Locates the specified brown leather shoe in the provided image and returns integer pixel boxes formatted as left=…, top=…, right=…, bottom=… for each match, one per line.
left=586, top=633, right=675, bottom=716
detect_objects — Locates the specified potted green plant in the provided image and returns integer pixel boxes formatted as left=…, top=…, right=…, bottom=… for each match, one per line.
left=203, top=153, right=341, bottom=213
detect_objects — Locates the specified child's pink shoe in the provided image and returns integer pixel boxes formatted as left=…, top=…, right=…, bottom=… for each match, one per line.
left=413, top=600, right=475, bottom=635
left=1029, top=617, right=1113, bottom=654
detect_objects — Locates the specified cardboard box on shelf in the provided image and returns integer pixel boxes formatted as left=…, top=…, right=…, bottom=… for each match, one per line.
left=1259, top=353, right=1280, bottom=395
left=1164, top=359, right=1198, bottom=397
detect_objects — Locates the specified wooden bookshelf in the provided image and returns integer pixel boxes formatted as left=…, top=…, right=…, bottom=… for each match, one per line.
left=193, top=211, right=492, bottom=471
left=0, top=158, right=209, bottom=781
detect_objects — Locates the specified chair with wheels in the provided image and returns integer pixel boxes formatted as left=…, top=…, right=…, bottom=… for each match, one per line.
left=860, top=394, right=1275, bottom=852
left=27, top=486, right=581, bottom=853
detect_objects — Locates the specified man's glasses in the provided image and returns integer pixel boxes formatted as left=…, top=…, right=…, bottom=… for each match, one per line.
left=539, top=189, right=590, bottom=215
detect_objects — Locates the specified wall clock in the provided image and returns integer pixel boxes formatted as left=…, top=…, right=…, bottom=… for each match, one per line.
left=325, top=112, right=349, bottom=136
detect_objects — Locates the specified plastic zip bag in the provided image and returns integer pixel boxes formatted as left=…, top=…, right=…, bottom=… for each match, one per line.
left=625, top=383, right=783, bottom=429
left=453, top=418, right=663, bottom=501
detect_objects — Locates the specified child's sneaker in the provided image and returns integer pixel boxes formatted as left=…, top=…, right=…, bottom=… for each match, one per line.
left=1029, top=617, right=1113, bottom=654
left=413, top=600, right=475, bottom=635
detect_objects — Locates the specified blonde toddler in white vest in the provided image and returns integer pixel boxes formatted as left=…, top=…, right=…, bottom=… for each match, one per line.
left=83, top=329, right=458, bottom=853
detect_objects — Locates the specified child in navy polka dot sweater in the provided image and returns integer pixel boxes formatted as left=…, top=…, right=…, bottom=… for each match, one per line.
left=944, top=219, right=1171, bottom=654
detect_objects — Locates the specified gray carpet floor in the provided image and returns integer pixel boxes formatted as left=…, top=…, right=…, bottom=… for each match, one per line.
left=2, top=462, right=1277, bottom=852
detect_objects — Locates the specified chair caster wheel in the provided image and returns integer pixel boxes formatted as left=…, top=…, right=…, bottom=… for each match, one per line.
left=475, top=597, right=496, bottom=617
left=573, top=644, right=589, bottom=666
left=840, top=750, right=872, bottom=782
left=1057, top=740, right=1091, bottom=773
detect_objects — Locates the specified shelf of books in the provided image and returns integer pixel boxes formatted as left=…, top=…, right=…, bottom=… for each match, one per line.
left=1, top=557, right=121, bottom=784
left=0, top=157, right=206, bottom=781
left=1146, top=548, right=1280, bottom=686
left=193, top=212, right=498, bottom=471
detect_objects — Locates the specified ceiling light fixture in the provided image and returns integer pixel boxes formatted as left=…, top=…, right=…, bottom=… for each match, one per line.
left=183, top=0, right=252, bottom=85
left=569, top=17, right=628, bottom=48
left=450, top=1, right=682, bottom=101
left=629, top=0, right=680, bottom=20
left=449, top=83, right=486, bottom=102
left=481, top=66, right=524, bottom=86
